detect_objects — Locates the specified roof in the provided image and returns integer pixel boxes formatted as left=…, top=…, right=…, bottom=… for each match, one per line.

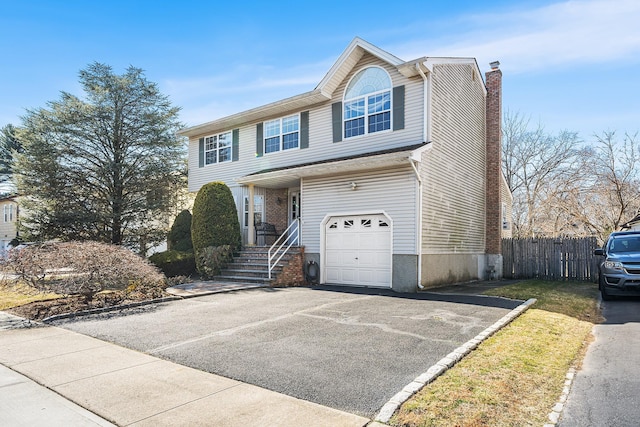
left=621, top=214, right=640, bottom=229
left=178, top=38, right=484, bottom=138
left=236, top=142, right=432, bottom=188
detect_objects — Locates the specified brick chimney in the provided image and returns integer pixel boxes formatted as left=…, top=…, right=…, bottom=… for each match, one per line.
left=485, top=61, right=502, bottom=277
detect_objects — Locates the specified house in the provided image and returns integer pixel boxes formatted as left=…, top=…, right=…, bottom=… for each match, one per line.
left=0, top=195, right=18, bottom=251
left=179, top=37, right=509, bottom=292
left=622, top=214, right=640, bottom=231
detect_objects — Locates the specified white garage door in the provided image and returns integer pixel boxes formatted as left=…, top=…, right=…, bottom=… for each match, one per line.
left=324, top=214, right=392, bottom=288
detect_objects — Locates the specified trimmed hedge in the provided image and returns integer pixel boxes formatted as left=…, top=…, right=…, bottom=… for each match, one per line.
left=149, top=250, right=196, bottom=277
left=191, top=182, right=241, bottom=274
left=168, top=209, right=193, bottom=252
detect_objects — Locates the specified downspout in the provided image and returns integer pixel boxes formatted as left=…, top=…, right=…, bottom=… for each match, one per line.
left=413, top=61, right=431, bottom=290
left=409, top=159, right=424, bottom=289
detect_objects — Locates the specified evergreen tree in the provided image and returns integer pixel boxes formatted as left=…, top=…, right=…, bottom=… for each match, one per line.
left=14, top=63, right=185, bottom=250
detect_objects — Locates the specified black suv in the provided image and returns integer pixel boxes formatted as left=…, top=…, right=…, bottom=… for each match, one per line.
left=594, top=231, right=640, bottom=300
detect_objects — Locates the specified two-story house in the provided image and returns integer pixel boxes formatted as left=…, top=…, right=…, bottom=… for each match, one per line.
left=180, top=37, right=510, bottom=292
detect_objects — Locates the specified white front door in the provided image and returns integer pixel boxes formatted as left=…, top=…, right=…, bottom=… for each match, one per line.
left=324, top=214, right=392, bottom=288
left=288, top=190, right=300, bottom=243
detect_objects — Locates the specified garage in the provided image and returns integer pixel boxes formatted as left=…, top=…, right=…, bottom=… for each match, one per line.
left=323, top=213, right=392, bottom=288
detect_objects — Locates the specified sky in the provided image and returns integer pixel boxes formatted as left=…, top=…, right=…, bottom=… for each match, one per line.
left=1, top=0, right=639, bottom=143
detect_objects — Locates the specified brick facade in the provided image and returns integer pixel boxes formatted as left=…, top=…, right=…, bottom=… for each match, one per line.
left=485, top=63, right=502, bottom=255
left=272, top=247, right=306, bottom=287
left=264, top=188, right=288, bottom=238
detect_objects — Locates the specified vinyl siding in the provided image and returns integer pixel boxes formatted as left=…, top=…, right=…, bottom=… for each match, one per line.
left=0, top=200, right=18, bottom=249
left=421, top=63, right=486, bottom=254
left=302, top=166, right=418, bottom=254
left=187, top=52, right=425, bottom=193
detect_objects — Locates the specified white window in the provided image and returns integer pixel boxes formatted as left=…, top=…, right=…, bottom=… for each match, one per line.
left=3, top=205, right=12, bottom=223
left=244, top=195, right=264, bottom=227
left=204, top=131, right=232, bottom=165
left=264, top=114, right=299, bottom=154
left=343, top=67, right=391, bottom=138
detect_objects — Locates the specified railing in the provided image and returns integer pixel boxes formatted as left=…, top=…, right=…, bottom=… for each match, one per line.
left=268, top=219, right=300, bottom=279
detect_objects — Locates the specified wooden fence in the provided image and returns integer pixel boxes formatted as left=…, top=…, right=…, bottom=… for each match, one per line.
left=502, top=237, right=600, bottom=281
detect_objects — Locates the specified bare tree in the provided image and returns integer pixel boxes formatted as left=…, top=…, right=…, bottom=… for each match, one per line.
left=566, top=131, right=640, bottom=242
left=501, top=111, right=582, bottom=237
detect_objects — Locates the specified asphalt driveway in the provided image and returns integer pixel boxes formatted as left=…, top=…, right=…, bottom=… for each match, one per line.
left=52, top=286, right=521, bottom=417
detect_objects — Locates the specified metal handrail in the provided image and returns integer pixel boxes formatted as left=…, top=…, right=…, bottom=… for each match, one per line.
left=268, top=219, right=300, bottom=279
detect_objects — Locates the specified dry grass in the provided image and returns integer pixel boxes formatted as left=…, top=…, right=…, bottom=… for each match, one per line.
left=0, top=281, right=61, bottom=310
left=391, top=280, right=599, bottom=427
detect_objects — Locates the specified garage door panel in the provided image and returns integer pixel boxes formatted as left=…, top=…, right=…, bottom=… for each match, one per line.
left=324, top=214, right=392, bottom=288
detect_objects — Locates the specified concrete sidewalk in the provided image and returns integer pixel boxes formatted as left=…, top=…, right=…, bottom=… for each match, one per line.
left=0, top=312, right=368, bottom=427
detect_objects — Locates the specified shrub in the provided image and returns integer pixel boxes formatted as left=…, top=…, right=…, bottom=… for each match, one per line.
left=191, top=182, right=241, bottom=274
left=1, top=241, right=165, bottom=301
left=167, top=210, right=193, bottom=252
left=196, top=245, right=234, bottom=279
left=149, top=250, right=196, bottom=277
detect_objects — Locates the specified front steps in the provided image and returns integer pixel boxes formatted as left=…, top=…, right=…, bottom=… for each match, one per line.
left=214, top=246, right=302, bottom=285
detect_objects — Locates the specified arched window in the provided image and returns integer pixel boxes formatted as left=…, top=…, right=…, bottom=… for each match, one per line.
left=343, top=67, right=391, bottom=138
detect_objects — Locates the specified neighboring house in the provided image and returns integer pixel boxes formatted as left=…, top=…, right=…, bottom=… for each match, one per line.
left=180, top=37, right=509, bottom=291
left=622, top=214, right=640, bottom=231
left=0, top=195, right=18, bottom=251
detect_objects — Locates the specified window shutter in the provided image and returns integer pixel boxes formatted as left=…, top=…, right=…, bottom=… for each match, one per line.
left=300, top=111, right=309, bottom=149
left=393, top=85, right=405, bottom=131
left=256, top=123, right=263, bottom=157
left=232, top=128, right=239, bottom=161
left=331, top=102, right=342, bottom=143
left=198, top=137, right=204, bottom=167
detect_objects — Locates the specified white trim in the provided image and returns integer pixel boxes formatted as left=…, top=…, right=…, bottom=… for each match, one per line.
left=316, top=37, right=404, bottom=95
left=263, top=113, right=301, bottom=155
left=320, top=210, right=393, bottom=288
left=342, top=66, right=393, bottom=140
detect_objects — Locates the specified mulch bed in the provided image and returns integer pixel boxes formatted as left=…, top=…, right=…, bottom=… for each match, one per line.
left=7, top=287, right=171, bottom=322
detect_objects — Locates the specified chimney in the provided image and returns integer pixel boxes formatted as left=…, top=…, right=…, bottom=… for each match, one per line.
left=485, top=61, right=502, bottom=266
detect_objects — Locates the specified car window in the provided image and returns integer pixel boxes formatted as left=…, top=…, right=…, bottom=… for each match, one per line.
left=609, top=236, right=640, bottom=253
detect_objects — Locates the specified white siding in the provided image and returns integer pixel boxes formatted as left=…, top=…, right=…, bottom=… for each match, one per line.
left=188, top=53, right=425, bottom=194
left=302, top=167, right=417, bottom=255
left=421, top=63, right=486, bottom=254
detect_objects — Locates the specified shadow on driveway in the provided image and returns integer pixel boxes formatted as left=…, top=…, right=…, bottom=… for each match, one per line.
left=53, top=285, right=522, bottom=418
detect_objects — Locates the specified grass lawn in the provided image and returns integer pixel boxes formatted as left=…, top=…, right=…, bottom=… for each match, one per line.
left=391, top=279, right=600, bottom=427
left=0, top=283, right=61, bottom=311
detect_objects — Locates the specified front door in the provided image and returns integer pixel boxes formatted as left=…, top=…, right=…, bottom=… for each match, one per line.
left=288, top=189, right=300, bottom=243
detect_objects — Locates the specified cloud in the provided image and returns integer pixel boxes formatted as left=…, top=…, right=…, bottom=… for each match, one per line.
left=394, top=0, right=640, bottom=73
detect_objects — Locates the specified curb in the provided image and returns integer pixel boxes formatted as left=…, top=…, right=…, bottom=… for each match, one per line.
left=41, top=283, right=270, bottom=323
left=42, top=296, right=182, bottom=323
left=374, top=297, right=537, bottom=424
left=543, top=295, right=601, bottom=426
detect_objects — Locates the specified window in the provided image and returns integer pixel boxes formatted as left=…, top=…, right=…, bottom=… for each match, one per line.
left=343, top=67, right=391, bottom=138
left=244, top=195, right=264, bottom=227
left=204, top=131, right=232, bottom=165
left=264, top=114, right=299, bottom=154
left=3, top=205, right=13, bottom=223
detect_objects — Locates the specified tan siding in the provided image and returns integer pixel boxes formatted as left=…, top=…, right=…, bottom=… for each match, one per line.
left=421, top=63, right=486, bottom=254
left=302, top=167, right=417, bottom=254
left=188, top=53, right=425, bottom=194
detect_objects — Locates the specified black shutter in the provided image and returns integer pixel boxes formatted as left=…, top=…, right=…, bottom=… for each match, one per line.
left=300, top=111, right=309, bottom=149
left=393, top=85, right=405, bottom=131
left=198, top=137, right=204, bottom=167
left=256, top=123, right=263, bottom=157
left=331, top=102, right=342, bottom=143
left=232, top=128, right=239, bottom=161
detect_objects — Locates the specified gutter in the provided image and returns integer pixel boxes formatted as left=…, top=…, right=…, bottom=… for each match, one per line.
left=411, top=62, right=433, bottom=290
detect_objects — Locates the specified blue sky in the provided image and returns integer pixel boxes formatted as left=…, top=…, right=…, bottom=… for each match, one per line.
left=1, top=0, right=639, bottom=142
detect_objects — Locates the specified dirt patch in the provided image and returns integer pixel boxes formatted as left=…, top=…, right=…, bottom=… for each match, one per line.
left=7, top=286, right=171, bottom=321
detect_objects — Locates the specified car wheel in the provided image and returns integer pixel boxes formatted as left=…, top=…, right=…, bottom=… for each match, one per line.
left=599, top=274, right=613, bottom=301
